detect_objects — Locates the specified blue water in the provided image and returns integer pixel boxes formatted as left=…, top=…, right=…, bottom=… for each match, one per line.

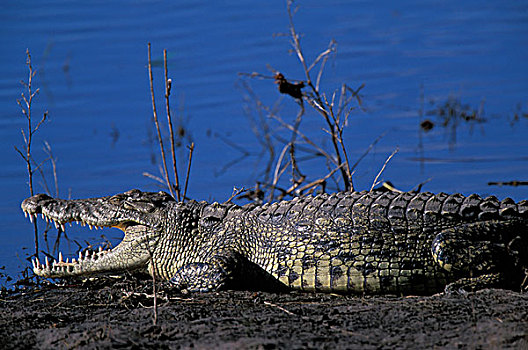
left=1, top=0, right=527, bottom=284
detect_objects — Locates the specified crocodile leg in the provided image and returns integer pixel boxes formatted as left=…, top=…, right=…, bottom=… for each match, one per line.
left=432, top=220, right=525, bottom=292
left=169, top=252, right=237, bottom=292
left=443, top=273, right=503, bottom=294
left=168, top=252, right=292, bottom=293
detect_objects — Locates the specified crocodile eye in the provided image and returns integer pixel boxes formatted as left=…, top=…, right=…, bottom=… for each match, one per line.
left=124, top=201, right=156, bottom=212
left=124, top=189, right=142, bottom=197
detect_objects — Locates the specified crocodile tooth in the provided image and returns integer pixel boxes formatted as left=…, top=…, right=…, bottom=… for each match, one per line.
left=59, top=252, right=63, bottom=262
left=35, top=257, right=40, bottom=268
left=24, top=211, right=28, bottom=218
left=79, top=251, right=83, bottom=260
left=29, top=214, right=34, bottom=223
left=61, top=224, right=65, bottom=231
left=45, top=256, right=50, bottom=267
left=89, top=224, right=93, bottom=230
left=72, top=258, right=76, bottom=264
left=31, top=259, right=36, bottom=270
left=54, top=221, right=59, bottom=229
left=98, top=246, right=103, bottom=252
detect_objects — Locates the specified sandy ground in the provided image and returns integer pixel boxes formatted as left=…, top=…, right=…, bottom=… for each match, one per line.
left=1, top=275, right=527, bottom=349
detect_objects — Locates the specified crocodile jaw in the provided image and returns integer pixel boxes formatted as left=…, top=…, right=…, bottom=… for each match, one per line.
left=31, top=224, right=155, bottom=278
left=21, top=191, right=166, bottom=278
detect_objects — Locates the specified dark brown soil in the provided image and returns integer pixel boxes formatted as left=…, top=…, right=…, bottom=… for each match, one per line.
left=1, top=276, right=527, bottom=349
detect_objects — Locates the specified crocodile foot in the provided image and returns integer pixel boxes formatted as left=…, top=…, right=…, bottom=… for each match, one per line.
left=444, top=273, right=502, bottom=295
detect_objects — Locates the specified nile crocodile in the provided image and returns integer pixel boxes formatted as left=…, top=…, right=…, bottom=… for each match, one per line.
left=21, top=189, right=528, bottom=295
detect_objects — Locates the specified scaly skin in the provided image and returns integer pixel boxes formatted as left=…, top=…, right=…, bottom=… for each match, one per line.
left=21, top=189, right=528, bottom=294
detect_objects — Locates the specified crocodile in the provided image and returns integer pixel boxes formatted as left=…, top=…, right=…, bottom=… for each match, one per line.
left=21, top=189, right=528, bottom=295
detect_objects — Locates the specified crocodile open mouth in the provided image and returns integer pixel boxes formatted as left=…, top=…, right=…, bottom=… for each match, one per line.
left=20, top=190, right=175, bottom=279
left=22, top=199, right=149, bottom=278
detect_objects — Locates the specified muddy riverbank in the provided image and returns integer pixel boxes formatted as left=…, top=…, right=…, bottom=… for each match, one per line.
left=1, top=275, right=527, bottom=349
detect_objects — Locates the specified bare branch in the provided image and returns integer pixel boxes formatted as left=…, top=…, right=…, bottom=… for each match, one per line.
left=350, top=131, right=387, bottom=174
left=17, top=49, right=44, bottom=259
left=237, top=2, right=373, bottom=196
left=150, top=254, right=158, bottom=326
left=296, top=162, right=344, bottom=194
left=268, top=111, right=336, bottom=165
left=307, top=41, right=335, bottom=73
left=410, top=177, right=433, bottom=192
left=312, top=40, right=337, bottom=91
left=271, top=142, right=292, bottom=200
left=20, top=128, right=28, bottom=146
left=142, top=171, right=166, bottom=186
left=14, top=146, right=27, bottom=161
left=33, top=156, right=53, bottom=196
left=32, top=111, right=48, bottom=135
left=163, top=49, right=181, bottom=201
left=287, top=0, right=311, bottom=84
left=183, top=142, right=194, bottom=201
left=226, top=186, right=248, bottom=203
left=370, top=148, right=399, bottom=191
left=147, top=43, right=175, bottom=199
left=43, top=141, right=59, bottom=197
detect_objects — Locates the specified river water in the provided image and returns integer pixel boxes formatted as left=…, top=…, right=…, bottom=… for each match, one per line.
left=1, top=0, right=527, bottom=283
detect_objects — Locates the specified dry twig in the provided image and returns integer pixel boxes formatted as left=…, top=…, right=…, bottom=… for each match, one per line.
left=163, top=49, right=181, bottom=201
left=183, top=142, right=194, bottom=200
left=14, top=49, right=49, bottom=259
left=147, top=43, right=174, bottom=199
left=150, top=254, right=158, bottom=326
left=238, top=1, right=366, bottom=200
left=146, top=45, right=195, bottom=202
left=371, top=148, right=399, bottom=191
left=286, top=0, right=352, bottom=190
